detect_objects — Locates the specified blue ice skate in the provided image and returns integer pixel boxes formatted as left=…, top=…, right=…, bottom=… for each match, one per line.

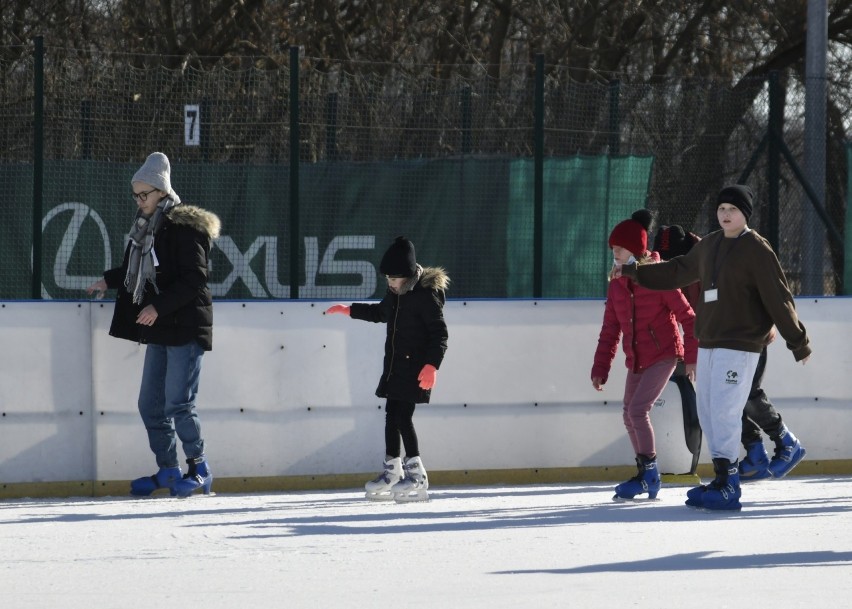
left=173, top=456, right=213, bottom=498
left=614, top=456, right=660, bottom=500
left=690, top=458, right=741, bottom=511
left=685, top=483, right=707, bottom=507
left=130, top=466, right=182, bottom=497
left=768, top=426, right=806, bottom=479
left=739, top=441, right=771, bottom=481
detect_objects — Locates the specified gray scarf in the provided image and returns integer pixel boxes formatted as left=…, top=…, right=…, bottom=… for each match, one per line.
left=124, top=196, right=178, bottom=304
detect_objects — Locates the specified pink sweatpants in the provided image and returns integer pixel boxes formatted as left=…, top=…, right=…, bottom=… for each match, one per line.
left=622, top=358, right=678, bottom=457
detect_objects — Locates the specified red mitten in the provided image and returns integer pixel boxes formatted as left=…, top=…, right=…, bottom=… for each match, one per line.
left=418, top=364, right=438, bottom=390
left=325, top=304, right=350, bottom=316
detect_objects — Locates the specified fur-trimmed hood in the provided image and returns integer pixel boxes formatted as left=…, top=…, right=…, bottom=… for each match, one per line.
left=420, top=266, right=450, bottom=291
left=167, top=204, right=221, bottom=240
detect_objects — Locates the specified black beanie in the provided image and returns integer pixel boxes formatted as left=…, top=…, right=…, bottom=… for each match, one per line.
left=379, top=236, right=417, bottom=277
left=653, top=225, right=699, bottom=261
left=717, top=184, right=754, bottom=220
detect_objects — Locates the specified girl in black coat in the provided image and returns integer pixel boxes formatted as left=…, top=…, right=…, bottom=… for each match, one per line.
left=326, top=237, right=449, bottom=502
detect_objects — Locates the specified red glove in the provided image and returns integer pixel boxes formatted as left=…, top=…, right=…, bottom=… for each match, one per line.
left=418, top=364, right=437, bottom=390
left=325, top=304, right=350, bottom=316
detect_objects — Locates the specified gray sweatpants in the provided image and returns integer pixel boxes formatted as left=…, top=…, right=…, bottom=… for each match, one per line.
left=696, top=347, right=760, bottom=462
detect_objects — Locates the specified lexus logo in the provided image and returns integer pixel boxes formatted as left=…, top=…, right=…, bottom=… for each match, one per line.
left=36, top=202, right=113, bottom=299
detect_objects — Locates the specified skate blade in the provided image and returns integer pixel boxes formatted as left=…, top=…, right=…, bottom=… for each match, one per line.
left=365, top=492, right=395, bottom=502
left=685, top=502, right=742, bottom=512
left=175, top=489, right=216, bottom=499
left=133, top=490, right=216, bottom=499
left=393, top=490, right=429, bottom=503
left=612, top=494, right=660, bottom=503
left=130, top=482, right=184, bottom=498
left=740, top=473, right=771, bottom=483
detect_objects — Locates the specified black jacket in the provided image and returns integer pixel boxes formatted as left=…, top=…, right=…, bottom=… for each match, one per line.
left=350, top=267, right=449, bottom=403
left=103, top=205, right=221, bottom=351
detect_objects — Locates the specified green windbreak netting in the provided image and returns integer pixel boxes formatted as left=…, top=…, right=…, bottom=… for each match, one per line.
left=507, top=155, right=655, bottom=298
left=3, top=156, right=652, bottom=300
left=2, top=48, right=845, bottom=299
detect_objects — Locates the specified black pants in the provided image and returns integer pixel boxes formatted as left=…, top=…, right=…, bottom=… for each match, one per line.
left=741, top=346, right=783, bottom=446
left=385, top=398, right=419, bottom=459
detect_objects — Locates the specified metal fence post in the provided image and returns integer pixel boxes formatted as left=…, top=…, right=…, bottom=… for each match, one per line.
left=461, top=85, right=472, bottom=155
left=201, top=96, right=210, bottom=162
left=32, top=36, right=44, bottom=299
left=767, top=71, right=782, bottom=252
left=325, top=91, right=338, bottom=161
left=533, top=54, right=544, bottom=298
left=289, top=46, right=300, bottom=299
left=80, top=99, right=93, bottom=160
left=608, top=80, right=621, bottom=156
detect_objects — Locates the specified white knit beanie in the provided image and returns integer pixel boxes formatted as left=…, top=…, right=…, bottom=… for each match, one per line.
left=131, top=152, right=175, bottom=197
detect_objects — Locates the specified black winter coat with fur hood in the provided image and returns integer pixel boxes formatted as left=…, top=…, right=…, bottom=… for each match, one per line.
left=350, top=266, right=449, bottom=403
left=103, top=204, right=221, bottom=351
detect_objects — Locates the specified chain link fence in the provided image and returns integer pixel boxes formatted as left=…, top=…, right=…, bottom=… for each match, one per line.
left=0, top=43, right=847, bottom=300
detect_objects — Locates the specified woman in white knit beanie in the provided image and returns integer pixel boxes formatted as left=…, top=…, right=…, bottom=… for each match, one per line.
left=87, top=152, right=221, bottom=498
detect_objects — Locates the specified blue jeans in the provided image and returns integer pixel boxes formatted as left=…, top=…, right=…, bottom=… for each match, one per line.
left=138, top=341, right=205, bottom=468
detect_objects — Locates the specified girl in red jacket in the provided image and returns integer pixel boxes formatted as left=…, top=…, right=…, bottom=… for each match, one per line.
left=591, top=209, right=698, bottom=500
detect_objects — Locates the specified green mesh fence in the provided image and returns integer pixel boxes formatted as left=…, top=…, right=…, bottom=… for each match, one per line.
left=507, top=156, right=655, bottom=297
left=4, top=157, right=651, bottom=299
left=0, top=45, right=845, bottom=300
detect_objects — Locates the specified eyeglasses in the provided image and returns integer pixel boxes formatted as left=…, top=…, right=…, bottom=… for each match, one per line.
left=132, top=188, right=158, bottom=202
left=385, top=275, right=405, bottom=280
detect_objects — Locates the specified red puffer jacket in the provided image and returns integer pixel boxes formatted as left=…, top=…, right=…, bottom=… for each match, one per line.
left=592, top=257, right=697, bottom=384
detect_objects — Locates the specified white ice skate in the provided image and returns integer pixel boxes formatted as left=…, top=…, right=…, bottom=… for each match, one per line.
left=392, top=456, right=429, bottom=503
left=365, top=457, right=403, bottom=501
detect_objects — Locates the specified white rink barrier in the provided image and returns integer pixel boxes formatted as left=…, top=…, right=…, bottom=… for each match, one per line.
left=1, top=297, right=850, bottom=494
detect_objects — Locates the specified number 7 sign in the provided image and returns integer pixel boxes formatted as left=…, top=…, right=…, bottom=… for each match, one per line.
left=185, top=104, right=200, bottom=146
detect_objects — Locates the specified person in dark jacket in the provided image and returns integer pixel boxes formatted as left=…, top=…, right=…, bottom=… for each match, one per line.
left=86, top=152, right=221, bottom=498
left=619, top=185, right=810, bottom=511
left=654, top=224, right=806, bottom=482
left=326, top=236, right=449, bottom=502
left=653, top=225, right=704, bottom=476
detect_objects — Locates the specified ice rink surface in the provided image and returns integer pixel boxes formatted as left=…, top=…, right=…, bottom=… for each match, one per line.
left=2, top=476, right=851, bottom=608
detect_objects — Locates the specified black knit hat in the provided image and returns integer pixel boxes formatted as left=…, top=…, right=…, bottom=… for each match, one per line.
left=653, top=225, right=699, bottom=261
left=717, top=184, right=754, bottom=220
left=379, top=236, right=417, bottom=277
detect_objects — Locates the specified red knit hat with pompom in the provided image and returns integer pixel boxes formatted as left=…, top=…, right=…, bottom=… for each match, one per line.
left=608, top=209, right=653, bottom=257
